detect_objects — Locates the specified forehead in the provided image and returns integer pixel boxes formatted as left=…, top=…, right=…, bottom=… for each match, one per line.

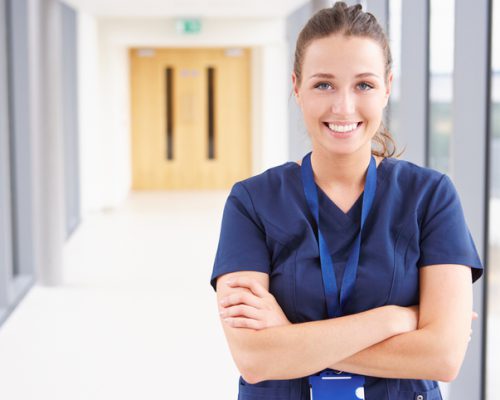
left=302, top=34, right=385, bottom=78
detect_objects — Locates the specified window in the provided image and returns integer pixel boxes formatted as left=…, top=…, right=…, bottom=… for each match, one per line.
left=487, top=0, right=500, bottom=397
left=388, top=0, right=402, bottom=140
left=0, top=0, right=13, bottom=324
left=61, top=2, right=81, bottom=237
left=0, top=0, right=35, bottom=326
left=428, top=0, right=455, bottom=174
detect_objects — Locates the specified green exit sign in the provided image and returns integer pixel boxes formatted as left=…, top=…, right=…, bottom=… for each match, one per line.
left=176, top=19, right=202, bottom=34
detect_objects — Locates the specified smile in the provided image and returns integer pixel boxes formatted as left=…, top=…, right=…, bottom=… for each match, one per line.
left=323, top=121, right=362, bottom=138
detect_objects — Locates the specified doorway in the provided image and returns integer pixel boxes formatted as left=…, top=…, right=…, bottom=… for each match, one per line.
left=130, top=47, right=251, bottom=190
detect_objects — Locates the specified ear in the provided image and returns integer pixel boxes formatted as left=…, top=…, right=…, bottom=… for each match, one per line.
left=291, top=72, right=300, bottom=104
left=383, top=71, right=393, bottom=108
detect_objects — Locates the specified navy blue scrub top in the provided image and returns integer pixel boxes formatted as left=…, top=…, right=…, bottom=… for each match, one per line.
left=210, top=157, right=483, bottom=400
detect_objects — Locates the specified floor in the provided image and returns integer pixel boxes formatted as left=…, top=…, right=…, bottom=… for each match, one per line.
left=0, top=191, right=496, bottom=399
left=0, top=191, right=240, bottom=400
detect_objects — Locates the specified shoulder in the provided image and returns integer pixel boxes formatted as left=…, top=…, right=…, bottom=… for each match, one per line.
left=383, top=157, right=447, bottom=192
left=382, top=158, right=461, bottom=220
left=231, top=161, right=299, bottom=198
left=227, top=162, right=303, bottom=225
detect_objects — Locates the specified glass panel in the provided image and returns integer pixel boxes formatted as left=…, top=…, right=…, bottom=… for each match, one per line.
left=5, top=0, right=18, bottom=276
left=487, top=0, right=500, bottom=398
left=0, top=0, right=9, bottom=290
left=207, top=67, right=215, bottom=160
left=428, top=0, right=455, bottom=174
left=388, top=0, right=402, bottom=140
left=61, top=3, right=80, bottom=238
left=165, top=67, right=174, bottom=160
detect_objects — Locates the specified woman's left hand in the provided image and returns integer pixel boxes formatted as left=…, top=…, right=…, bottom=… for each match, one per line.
left=219, top=276, right=291, bottom=330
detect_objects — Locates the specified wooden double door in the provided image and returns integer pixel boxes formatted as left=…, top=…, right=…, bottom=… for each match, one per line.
left=130, top=48, right=251, bottom=190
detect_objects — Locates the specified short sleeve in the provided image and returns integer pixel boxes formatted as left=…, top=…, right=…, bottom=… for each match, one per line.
left=418, top=174, right=483, bottom=282
left=209, top=182, right=271, bottom=291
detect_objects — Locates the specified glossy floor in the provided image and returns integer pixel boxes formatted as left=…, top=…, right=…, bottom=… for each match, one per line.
left=0, top=191, right=239, bottom=399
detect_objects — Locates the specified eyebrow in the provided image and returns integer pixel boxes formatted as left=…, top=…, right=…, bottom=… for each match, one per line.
left=308, top=72, right=381, bottom=80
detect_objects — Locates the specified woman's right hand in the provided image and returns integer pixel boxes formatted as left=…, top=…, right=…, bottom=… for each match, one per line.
left=220, top=276, right=291, bottom=330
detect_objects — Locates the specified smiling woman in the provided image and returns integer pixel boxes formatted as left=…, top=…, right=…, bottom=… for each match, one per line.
left=292, top=34, right=392, bottom=161
left=210, top=2, right=483, bottom=400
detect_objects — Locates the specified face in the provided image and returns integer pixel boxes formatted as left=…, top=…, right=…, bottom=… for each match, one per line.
left=292, top=34, right=392, bottom=158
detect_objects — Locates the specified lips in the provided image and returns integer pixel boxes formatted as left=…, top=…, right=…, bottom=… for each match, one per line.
left=323, top=121, right=362, bottom=138
left=323, top=121, right=362, bottom=131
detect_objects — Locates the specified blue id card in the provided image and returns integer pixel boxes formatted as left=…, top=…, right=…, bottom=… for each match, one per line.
left=308, top=370, right=365, bottom=400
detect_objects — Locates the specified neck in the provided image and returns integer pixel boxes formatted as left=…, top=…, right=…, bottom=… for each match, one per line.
left=311, top=146, right=373, bottom=190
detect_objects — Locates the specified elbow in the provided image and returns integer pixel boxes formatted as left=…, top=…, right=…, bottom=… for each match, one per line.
left=241, top=371, right=264, bottom=385
left=438, top=366, right=459, bottom=383
left=229, top=328, right=280, bottom=384
left=238, top=354, right=266, bottom=384
left=233, top=343, right=267, bottom=384
left=436, top=350, right=465, bottom=383
left=422, top=328, right=467, bottom=382
left=224, top=329, right=273, bottom=384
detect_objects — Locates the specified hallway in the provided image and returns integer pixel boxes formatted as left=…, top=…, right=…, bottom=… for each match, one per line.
left=0, top=0, right=498, bottom=398
left=0, top=191, right=239, bottom=399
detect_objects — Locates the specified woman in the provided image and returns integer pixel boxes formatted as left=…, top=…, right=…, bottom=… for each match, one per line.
left=210, top=2, right=483, bottom=399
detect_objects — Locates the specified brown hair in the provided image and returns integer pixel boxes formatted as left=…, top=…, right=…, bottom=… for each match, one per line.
left=294, top=1, right=400, bottom=158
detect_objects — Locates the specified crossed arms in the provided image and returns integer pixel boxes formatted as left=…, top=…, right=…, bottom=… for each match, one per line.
left=216, top=264, right=474, bottom=384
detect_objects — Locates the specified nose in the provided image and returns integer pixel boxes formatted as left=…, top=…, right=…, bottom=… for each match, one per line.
left=330, top=89, right=355, bottom=115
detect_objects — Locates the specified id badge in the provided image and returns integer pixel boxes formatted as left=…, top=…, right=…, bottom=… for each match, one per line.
left=308, top=369, right=365, bottom=400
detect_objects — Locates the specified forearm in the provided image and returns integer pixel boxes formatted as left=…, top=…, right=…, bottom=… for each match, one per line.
left=329, top=327, right=461, bottom=382
left=240, top=305, right=403, bottom=383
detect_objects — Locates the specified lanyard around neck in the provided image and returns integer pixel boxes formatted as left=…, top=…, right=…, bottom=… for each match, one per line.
left=300, top=152, right=377, bottom=318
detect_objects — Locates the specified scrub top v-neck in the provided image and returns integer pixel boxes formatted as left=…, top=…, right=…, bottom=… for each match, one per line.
left=210, top=156, right=483, bottom=400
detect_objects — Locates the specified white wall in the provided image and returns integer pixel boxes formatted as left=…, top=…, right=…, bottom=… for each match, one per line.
left=77, top=11, right=102, bottom=214
left=78, top=16, right=290, bottom=214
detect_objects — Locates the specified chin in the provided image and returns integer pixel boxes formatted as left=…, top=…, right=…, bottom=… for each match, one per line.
left=318, top=142, right=367, bottom=157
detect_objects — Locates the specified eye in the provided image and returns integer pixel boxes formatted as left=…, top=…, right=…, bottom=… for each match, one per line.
left=358, top=82, right=374, bottom=91
left=314, top=82, right=332, bottom=90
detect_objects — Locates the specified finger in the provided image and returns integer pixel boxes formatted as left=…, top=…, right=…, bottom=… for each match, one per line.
left=221, top=291, right=262, bottom=310
left=226, top=277, right=268, bottom=298
left=472, top=311, right=479, bottom=320
left=222, top=304, right=262, bottom=320
left=226, top=277, right=269, bottom=298
left=223, top=317, right=263, bottom=330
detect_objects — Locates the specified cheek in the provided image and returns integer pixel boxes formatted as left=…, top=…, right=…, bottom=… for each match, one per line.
left=359, top=96, right=386, bottom=122
left=301, top=95, right=324, bottom=120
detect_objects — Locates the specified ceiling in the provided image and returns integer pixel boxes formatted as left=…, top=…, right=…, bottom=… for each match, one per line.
left=61, top=0, right=311, bottom=18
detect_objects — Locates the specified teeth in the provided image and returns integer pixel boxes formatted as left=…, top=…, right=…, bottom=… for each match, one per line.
left=327, top=122, right=358, bottom=133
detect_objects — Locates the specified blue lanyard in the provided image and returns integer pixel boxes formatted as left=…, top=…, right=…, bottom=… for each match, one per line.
left=300, top=152, right=377, bottom=318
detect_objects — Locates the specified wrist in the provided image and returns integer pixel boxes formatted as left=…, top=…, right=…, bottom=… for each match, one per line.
left=383, top=305, right=407, bottom=336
